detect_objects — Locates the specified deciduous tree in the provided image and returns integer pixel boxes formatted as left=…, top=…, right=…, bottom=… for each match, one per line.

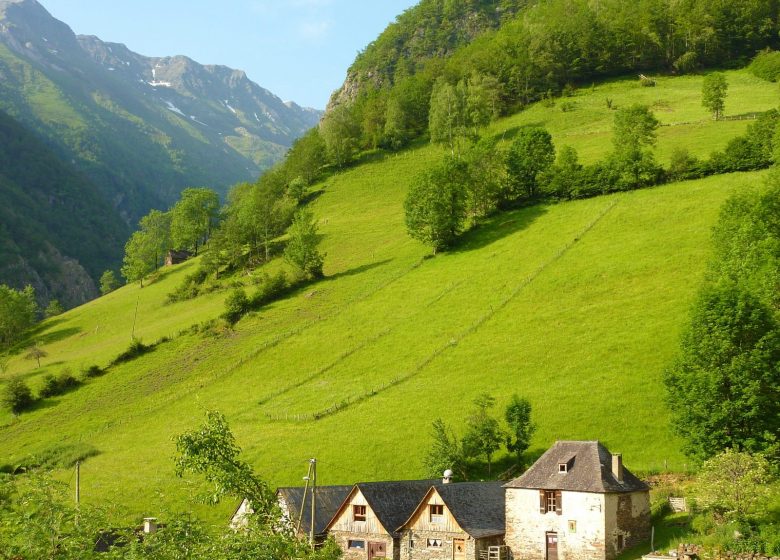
left=664, top=282, right=780, bottom=459
left=404, top=157, right=468, bottom=254
left=0, top=284, right=37, bottom=349
left=506, top=127, right=555, bottom=200
left=609, top=104, right=660, bottom=190
left=284, top=209, right=325, bottom=279
left=505, top=394, right=535, bottom=466
left=423, top=418, right=467, bottom=480
left=99, top=270, right=119, bottom=295
left=170, top=188, right=219, bottom=254
left=462, top=393, right=505, bottom=475
left=702, top=72, right=728, bottom=120
left=695, top=449, right=773, bottom=522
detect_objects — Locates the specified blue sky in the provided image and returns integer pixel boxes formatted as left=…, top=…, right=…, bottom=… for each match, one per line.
left=40, top=0, right=418, bottom=109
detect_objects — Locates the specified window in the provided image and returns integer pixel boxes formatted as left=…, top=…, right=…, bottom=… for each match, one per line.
left=427, top=538, right=443, bottom=548
left=617, top=535, right=625, bottom=551
left=539, top=490, right=562, bottom=515
left=558, top=463, right=568, bottom=473
left=353, top=505, right=366, bottom=522
left=568, top=520, right=577, bottom=533
left=546, top=491, right=557, bottom=513
left=349, top=540, right=365, bottom=549
left=429, top=504, right=444, bottom=523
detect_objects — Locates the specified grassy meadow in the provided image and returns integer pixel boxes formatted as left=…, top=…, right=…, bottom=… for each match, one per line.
left=0, top=69, right=776, bottom=524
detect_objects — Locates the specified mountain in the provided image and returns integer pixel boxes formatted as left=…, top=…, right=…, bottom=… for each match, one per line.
left=0, top=108, right=126, bottom=308
left=0, top=0, right=321, bottom=225
left=0, top=0, right=321, bottom=305
left=329, top=0, right=526, bottom=109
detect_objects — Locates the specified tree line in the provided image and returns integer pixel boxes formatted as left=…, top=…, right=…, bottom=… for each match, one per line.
left=314, top=0, right=778, bottom=169
left=404, top=71, right=780, bottom=254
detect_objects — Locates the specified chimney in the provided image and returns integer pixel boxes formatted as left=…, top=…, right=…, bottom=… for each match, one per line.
left=143, top=517, right=158, bottom=534
left=611, top=454, right=623, bottom=482
left=442, top=469, right=453, bottom=484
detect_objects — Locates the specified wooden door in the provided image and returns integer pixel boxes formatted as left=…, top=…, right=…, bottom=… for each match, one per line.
left=453, top=538, right=466, bottom=560
left=368, top=541, right=386, bottom=560
left=546, top=532, right=558, bottom=560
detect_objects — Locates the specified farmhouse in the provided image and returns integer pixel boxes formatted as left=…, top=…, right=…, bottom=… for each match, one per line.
left=398, top=481, right=506, bottom=560
left=504, top=441, right=650, bottom=560
left=325, top=480, right=435, bottom=560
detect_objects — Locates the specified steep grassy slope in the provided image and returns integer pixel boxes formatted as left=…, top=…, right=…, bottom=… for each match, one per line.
left=0, top=70, right=775, bottom=523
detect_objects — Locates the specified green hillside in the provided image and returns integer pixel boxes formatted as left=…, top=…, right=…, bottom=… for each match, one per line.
left=0, top=69, right=775, bottom=522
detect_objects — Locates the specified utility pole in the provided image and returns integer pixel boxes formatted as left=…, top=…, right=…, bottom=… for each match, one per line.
left=75, top=461, right=80, bottom=526
left=297, top=461, right=312, bottom=536
left=310, top=458, right=317, bottom=547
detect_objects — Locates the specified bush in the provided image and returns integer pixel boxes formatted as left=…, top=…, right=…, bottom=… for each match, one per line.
left=2, top=376, right=34, bottom=415
left=166, top=267, right=212, bottom=303
left=250, top=272, right=290, bottom=308
left=222, top=288, right=250, bottom=325
left=749, top=49, right=780, bottom=82
left=81, top=364, right=104, bottom=378
left=111, top=338, right=153, bottom=366
left=39, top=369, right=81, bottom=398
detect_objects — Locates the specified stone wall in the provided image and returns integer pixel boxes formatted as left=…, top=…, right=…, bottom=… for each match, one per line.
left=331, top=530, right=397, bottom=560
left=604, top=492, right=650, bottom=559
left=398, top=530, right=503, bottom=560
left=506, top=488, right=607, bottom=560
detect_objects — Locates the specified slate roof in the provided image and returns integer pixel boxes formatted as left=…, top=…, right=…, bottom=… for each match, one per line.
left=504, top=441, right=649, bottom=493
left=277, top=485, right=353, bottom=536
left=399, top=481, right=506, bottom=539
left=329, top=480, right=437, bottom=537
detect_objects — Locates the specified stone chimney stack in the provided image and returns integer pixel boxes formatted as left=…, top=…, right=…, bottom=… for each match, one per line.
left=612, top=454, right=623, bottom=482
left=443, top=469, right=453, bottom=484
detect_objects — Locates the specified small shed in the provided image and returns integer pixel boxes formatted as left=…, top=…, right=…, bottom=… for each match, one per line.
left=165, top=249, right=192, bottom=266
left=398, top=481, right=506, bottom=560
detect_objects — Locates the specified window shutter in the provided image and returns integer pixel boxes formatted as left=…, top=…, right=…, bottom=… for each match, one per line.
left=555, top=491, right=563, bottom=515
left=539, top=490, right=546, bottom=514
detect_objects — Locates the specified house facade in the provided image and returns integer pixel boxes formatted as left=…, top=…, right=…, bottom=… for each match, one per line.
left=504, top=441, right=650, bottom=560
left=398, top=481, right=505, bottom=560
left=325, top=481, right=434, bottom=560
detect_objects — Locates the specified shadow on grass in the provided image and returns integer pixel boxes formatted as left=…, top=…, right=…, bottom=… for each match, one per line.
left=11, top=316, right=80, bottom=349
left=326, top=259, right=392, bottom=282
left=454, top=205, right=547, bottom=253
left=493, top=123, right=549, bottom=142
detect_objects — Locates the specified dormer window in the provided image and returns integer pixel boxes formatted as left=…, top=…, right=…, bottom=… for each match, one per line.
left=558, top=453, right=575, bottom=474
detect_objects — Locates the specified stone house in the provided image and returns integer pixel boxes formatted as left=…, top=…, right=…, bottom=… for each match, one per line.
left=324, top=480, right=435, bottom=560
left=504, top=441, right=650, bottom=560
left=397, top=481, right=506, bottom=560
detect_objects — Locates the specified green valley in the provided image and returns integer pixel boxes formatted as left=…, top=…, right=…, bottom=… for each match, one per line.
left=0, top=67, right=775, bottom=524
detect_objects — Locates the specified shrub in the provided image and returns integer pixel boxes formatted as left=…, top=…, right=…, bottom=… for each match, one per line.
left=166, top=267, right=211, bottom=303
left=639, top=75, right=656, bottom=87
left=2, top=376, right=34, bottom=415
left=111, top=338, right=152, bottom=366
left=39, top=369, right=81, bottom=398
left=222, top=288, right=250, bottom=325
left=251, top=272, right=290, bottom=308
left=81, top=364, right=104, bottom=378
left=749, top=49, right=780, bottom=82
